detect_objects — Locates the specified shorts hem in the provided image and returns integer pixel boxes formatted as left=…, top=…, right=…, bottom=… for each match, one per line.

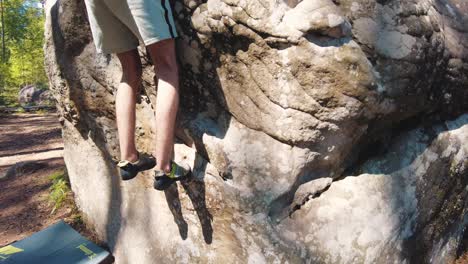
left=98, top=44, right=140, bottom=55
left=144, top=35, right=178, bottom=46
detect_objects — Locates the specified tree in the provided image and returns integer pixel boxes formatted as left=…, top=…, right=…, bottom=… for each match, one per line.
left=1, top=0, right=6, bottom=62
left=0, top=0, right=46, bottom=106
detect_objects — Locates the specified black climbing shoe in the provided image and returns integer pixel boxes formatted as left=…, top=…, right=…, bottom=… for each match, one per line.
left=153, top=160, right=191, bottom=190
left=117, top=152, right=156, bottom=181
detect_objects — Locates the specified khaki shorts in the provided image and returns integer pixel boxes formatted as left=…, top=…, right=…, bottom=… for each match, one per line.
left=84, top=0, right=178, bottom=54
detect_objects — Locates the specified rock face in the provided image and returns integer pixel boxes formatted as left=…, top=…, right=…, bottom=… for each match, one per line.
left=279, top=114, right=468, bottom=263
left=44, top=0, right=468, bottom=263
left=18, top=85, right=54, bottom=106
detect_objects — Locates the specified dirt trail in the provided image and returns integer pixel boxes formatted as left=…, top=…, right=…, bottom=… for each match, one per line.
left=0, top=113, right=63, bottom=171
left=0, top=113, right=96, bottom=247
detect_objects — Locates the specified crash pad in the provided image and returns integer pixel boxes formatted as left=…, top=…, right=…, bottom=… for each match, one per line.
left=0, top=220, right=112, bottom=264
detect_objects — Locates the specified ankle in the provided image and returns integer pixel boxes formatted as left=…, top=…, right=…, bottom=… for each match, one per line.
left=155, top=163, right=171, bottom=173
left=121, top=152, right=138, bottom=163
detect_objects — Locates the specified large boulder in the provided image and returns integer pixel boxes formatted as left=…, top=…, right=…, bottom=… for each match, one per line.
left=18, top=85, right=41, bottom=105
left=44, top=0, right=468, bottom=263
left=279, top=114, right=468, bottom=263
left=18, top=85, right=54, bottom=106
left=37, top=90, right=55, bottom=106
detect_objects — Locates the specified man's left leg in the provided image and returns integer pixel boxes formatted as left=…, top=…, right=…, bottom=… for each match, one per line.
left=146, top=39, right=190, bottom=190
left=147, top=38, right=179, bottom=171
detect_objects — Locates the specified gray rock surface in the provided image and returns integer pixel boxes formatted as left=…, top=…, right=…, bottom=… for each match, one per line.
left=18, top=85, right=40, bottom=105
left=18, top=85, right=54, bottom=106
left=1, top=161, right=45, bottom=179
left=279, top=114, right=468, bottom=264
left=44, top=0, right=468, bottom=263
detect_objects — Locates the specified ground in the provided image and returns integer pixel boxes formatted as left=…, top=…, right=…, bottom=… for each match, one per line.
left=0, top=112, right=99, bottom=247
left=458, top=254, right=468, bottom=264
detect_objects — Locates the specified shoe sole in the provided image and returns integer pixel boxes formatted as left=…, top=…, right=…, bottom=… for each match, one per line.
left=153, top=171, right=192, bottom=190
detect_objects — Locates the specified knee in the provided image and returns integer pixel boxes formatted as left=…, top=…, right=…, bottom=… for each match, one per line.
left=146, top=39, right=179, bottom=79
left=122, top=63, right=142, bottom=88
left=117, top=50, right=143, bottom=89
left=153, top=53, right=178, bottom=78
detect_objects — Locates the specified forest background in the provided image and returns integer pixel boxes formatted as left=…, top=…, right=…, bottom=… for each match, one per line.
left=0, top=0, right=46, bottom=107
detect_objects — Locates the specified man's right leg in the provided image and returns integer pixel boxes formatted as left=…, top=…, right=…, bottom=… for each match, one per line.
left=116, top=49, right=142, bottom=163
left=115, top=49, right=156, bottom=181
left=147, top=39, right=191, bottom=190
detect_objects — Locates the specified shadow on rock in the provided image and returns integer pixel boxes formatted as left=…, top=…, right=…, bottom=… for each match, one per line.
left=164, top=153, right=213, bottom=244
left=164, top=184, right=188, bottom=240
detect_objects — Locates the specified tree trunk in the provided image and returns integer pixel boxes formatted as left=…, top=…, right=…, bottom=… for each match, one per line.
left=0, top=0, right=5, bottom=63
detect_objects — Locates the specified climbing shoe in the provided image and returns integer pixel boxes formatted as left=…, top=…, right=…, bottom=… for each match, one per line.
left=117, top=152, right=156, bottom=181
left=153, top=160, right=191, bottom=190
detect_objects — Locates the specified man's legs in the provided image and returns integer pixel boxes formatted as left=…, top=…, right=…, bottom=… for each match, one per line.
left=116, top=48, right=142, bottom=163
left=146, top=39, right=179, bottom=173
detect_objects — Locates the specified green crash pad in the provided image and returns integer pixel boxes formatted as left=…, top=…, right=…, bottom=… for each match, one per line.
left=0, top=221, right=113, bottom=264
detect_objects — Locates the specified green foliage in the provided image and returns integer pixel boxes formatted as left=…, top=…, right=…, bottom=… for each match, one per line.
left=48, top=169, right=71, bottom=214
left=71, top=213, right=83, bottom=226
left=0, top=0, right=47, bottom=106
left=0, top=85, right=18, bottom=106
